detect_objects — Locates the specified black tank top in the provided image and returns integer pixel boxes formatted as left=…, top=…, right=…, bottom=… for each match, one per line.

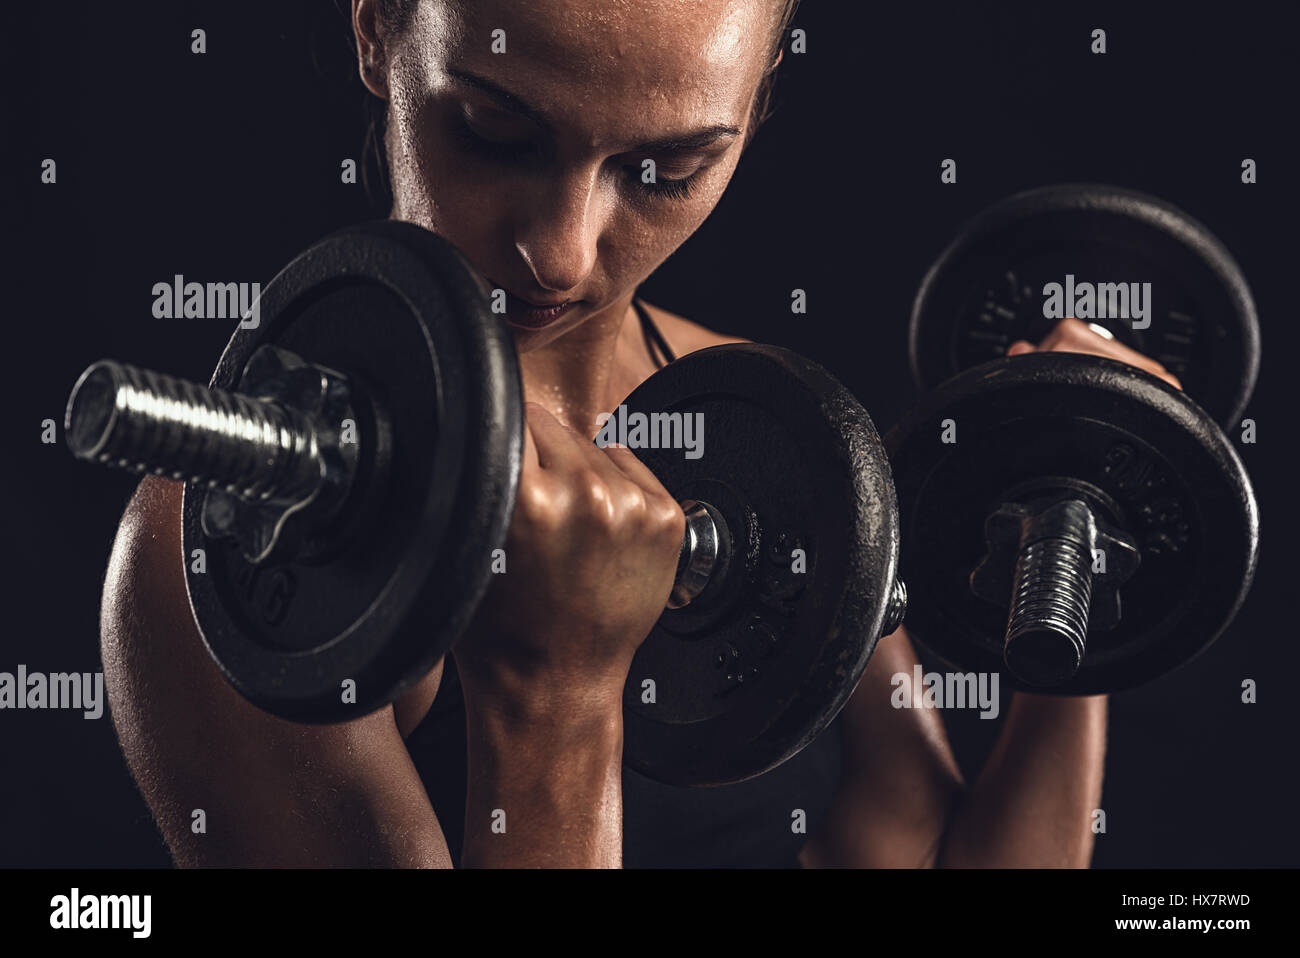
left=405, top=298, right=844, bottom=867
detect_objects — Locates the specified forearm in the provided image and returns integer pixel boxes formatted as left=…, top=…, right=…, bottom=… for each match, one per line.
left=937, top=692, right=1107, bottom=867
left=460, top=693, right=624, bottom=868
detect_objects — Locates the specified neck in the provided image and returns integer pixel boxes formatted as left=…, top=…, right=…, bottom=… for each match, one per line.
left=518, top=293, right=642, bottom=437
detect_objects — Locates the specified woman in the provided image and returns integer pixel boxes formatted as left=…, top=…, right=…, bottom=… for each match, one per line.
left=100, top=0, right=1181, bottom=868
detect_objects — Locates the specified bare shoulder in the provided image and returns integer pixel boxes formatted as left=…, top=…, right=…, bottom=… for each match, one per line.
left=640, top=301, right=752, bottom=356
left=103, top=477, right=448, bottom=866
left=107, top=477, right=439, bottom=737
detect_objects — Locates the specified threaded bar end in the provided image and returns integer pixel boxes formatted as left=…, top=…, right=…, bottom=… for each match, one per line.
left=66, top=360, right=323, bottom=502
left=1002, top=500, right=1096, bottom=686
left=882, top=578, right=908, bottom=636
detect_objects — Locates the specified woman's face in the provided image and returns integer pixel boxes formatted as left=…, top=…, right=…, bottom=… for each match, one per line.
left=360, top=0, right=779, bottom=351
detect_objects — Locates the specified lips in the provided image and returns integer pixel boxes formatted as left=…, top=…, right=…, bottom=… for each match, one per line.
left=494, top=286, right=580, bottom=329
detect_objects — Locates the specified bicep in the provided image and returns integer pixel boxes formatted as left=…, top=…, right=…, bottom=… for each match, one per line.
left=800, top=627, right=966, bottom=868
left=101, top=477, right=451, bottom=867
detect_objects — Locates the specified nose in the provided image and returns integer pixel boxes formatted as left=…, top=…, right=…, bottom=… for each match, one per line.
left=513, top=169, right=604, bottom=295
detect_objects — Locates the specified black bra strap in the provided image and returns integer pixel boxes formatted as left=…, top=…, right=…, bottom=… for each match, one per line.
left=634, top=296, right=677, bottom=368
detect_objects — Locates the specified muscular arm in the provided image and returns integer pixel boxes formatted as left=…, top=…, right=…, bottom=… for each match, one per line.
left=799, top=627, right=1105, bottom=868
left=459, top=693, right=624, bottom=868
left=800, top=320, right=1176, bottom=869
left=101, top=476, right=452, bottom=867
left=936, top=687, right=1106, bottom=868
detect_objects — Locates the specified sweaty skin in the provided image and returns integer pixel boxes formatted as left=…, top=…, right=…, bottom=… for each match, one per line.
left=100, top=0, right=1177, bottom=868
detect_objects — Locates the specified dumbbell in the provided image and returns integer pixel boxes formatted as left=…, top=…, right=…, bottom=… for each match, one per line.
left=891, top=186, right=1260, bottom=692
left=908, top=183, right=1261, bottom=428
left=65, top=220, right=906, bottom=786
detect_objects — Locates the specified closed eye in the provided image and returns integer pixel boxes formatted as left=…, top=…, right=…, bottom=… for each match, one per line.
left=449, top=113, right=541, bottom=163
left=448, top=108, right=710, bottom=201
left=623, top=163, right=705, bottom=200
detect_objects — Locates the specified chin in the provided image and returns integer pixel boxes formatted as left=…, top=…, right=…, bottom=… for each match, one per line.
left=506, top=316, right=580, bottom=353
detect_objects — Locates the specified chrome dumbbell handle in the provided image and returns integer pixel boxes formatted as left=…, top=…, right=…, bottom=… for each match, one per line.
left=66, top=351, right=740, bottom=608
left=66, top=359, right=328, bottom=502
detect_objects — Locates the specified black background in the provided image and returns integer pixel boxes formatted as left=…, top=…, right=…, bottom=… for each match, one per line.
left=6, top=1, right=1298, bottom=867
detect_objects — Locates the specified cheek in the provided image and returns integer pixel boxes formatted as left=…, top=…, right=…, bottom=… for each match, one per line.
left=386, top=97, right=512, bottom=261
left=384, top=98, right=538, bottom=298
left=615, top=171, right=738, bottom=289
left=599, top=157, right=741, bottom=288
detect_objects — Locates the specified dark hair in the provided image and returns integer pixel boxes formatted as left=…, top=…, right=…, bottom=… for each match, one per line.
left=362, top=0, right=801, bottom=208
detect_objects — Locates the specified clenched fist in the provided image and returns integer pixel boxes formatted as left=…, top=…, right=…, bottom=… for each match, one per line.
left=453, top=402, right=685, bottom=718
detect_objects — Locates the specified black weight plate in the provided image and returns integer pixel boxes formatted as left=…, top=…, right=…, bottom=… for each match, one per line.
left=619, top=344, right=899, bottom=785
left=887, top=352, right=1258, bottom=694
left=183, top=221, right=522, bottom=722
left=909, top=184, right=1260, bottom=427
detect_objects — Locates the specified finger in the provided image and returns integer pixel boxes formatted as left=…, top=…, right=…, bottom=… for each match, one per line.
left=1041, top=318, right=1137, bottom=360
left=1036, top=317, right=1089, bottom=351
left=514, top=406, right=557, bottom=522
left=1006, top=340, right=1036, bottom=356
left=1040, top=319, right=1183, bottom=389
left=598, top=443, right=675, bottom=498
left=523, top=402, right=575, bottom=471
left=521, top=409, right=540, bottom=472
left=525, top=402, right=633, bottom=486
left=1144, top=366, right=1183, bottom=390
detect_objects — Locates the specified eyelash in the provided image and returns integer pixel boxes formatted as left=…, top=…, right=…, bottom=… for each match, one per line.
left=448, top=117, right=703, bottom=201
left=639, top=172, right=701, bottom=201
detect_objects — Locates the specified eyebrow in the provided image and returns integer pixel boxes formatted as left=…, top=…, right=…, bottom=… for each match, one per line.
left=448, top=68, right=741, bottom=154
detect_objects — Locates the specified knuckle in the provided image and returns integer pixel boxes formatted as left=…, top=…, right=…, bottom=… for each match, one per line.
left=572, top=471, right=617, bottom=526
left=653, top=499, right=686, bottom=543
left=1056, top=317, right=1092, bottom=342
left=515, top=477, right=560, bottom=527
left=600, top=444, right=631, bottom=461
left=659, top=494, right=685, bottom=525
left=619, top=484, right=650, bottom=519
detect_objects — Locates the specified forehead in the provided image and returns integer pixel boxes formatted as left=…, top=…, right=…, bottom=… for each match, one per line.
left=403, top=0, right=777, bottom=139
